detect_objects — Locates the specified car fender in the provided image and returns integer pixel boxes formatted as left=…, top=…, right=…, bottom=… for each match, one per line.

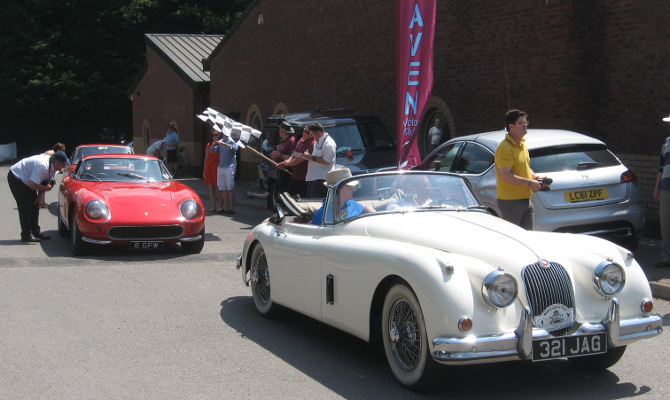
left=318, top=234, right=508, bottom=343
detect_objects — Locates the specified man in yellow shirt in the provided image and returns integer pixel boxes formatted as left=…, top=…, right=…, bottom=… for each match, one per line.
left=494, top=109, right=544, bottom=229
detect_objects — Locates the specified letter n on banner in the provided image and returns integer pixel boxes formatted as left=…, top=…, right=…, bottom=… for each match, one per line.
left=396, top=0, right=436, bottom=169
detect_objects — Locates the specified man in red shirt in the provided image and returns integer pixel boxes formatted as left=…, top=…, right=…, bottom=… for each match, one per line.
left=278, top=127, right=315, bottom=198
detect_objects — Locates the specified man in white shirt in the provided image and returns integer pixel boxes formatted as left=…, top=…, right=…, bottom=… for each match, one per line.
left=429, top=119, right=442, bottom=151
left=146, top=140, right=165, bottom=158
left=7, top=151, right=68, bottom=242
left=301, top=123, right=336, bottom=198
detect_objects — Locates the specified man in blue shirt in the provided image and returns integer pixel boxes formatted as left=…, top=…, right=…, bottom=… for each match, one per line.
left=164, top=123, right=180, bottom=175
left=209, top=132, right=238, bottom=214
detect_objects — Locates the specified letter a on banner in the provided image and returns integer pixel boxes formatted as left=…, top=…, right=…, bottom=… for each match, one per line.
left=396, top=0, right=436, bottom=169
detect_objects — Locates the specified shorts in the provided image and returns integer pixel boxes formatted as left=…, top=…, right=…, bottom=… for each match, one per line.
left=167, top=149, right=178, bottom=163
left=217, top=166, right=235, bottom=191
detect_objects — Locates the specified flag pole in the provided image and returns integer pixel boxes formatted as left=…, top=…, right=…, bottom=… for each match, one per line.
left=244, top=145, right=292, bottom=176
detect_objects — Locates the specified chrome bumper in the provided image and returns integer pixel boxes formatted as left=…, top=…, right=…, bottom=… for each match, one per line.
left=432, top=299, right=663, bottom=364
left=82, top=235, right=202, bottom=244
left=82, top=237, right=112, bottom=244
left=178, top=234, right=202, bottom=242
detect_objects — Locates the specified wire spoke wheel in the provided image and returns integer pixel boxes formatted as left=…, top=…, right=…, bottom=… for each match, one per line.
left=251, top=250, right=270, bottom=304
left=249, top=244, right=279, bottom=317
left=382, top=284, right=437, bottom=390
left=389, top=298, right=422, bottom=369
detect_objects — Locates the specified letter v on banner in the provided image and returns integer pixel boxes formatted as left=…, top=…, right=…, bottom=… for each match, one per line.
left=396, top=0, right=436, bottom=169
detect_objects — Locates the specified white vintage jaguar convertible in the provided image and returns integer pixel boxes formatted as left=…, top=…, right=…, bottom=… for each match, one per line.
left=236, top=171, right=662, bottom=390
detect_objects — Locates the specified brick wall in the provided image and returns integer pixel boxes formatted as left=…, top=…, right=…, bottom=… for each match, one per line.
left=131, top=47, right=208, bottom=174
left=209, top=0, right=670, bottom=226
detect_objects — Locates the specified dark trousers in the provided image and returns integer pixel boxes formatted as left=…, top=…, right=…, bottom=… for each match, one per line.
left=497, top=198, right=534, bottom=230
left=307, top=179, right=327, bottom=199
left=7, top=171, right=40, bottom=239
left=286, top=178, right=308, bottom=198
left=266, top=177, right=277, bottom=210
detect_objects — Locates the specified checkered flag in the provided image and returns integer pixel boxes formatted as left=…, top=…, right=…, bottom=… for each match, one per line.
left=197, top=107, right=291, bottom=177
left=197, top=108, right=262, bottom=148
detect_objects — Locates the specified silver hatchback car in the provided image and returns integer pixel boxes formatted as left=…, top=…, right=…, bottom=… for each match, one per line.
left=417, top=129, right=645, bottom=250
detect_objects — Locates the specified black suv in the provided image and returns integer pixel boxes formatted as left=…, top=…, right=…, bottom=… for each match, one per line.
left=263, top=109, right=396, bottom=173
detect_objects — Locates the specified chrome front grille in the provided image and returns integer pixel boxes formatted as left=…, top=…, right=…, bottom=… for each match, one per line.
left=108, top=225, right=184, bottom=240
left=521, top=261, right=575, bottom=336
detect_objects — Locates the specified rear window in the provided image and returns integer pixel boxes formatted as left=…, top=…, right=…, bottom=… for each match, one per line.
left=327, top=122, right=393, bottom=152
left=530, top=144, right=620, bottom=173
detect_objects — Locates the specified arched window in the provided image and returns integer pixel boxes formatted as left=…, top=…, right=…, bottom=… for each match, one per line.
left=420, top=97, right=454, bottom=156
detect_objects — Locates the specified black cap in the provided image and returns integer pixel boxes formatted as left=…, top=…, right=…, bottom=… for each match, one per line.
left=52, top=150, right=69, bottom=165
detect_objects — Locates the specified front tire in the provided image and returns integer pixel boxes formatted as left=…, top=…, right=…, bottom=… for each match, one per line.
left=382, top=284, right=437, bottom=391
left=58, top=207, right=69, bottom=237
left=71, top=212, right=86, bottom=256
left=181, top=226, right=205, bottom=254
left=568, top=345, right=627, bottom=370
left=249, top=244, right=279, bottom=318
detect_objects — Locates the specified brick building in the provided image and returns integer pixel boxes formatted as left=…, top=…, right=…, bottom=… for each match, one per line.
left=204, top=0, right=670, bottom=225
left=128, top=34, right=223, bottom=175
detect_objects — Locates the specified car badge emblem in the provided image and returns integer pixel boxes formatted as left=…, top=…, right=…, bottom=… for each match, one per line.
left=533, top=304, right=575, bottom=332
left=540, top=259, right=550, bottom=269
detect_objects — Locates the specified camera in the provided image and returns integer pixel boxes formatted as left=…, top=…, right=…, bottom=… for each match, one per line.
left=538, top=177, right=552, bottom=191
left=49, top=179, right=56, bottom=186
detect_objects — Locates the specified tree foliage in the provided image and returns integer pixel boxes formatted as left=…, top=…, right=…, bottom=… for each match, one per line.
left=0, top=0, right=251, bottom=155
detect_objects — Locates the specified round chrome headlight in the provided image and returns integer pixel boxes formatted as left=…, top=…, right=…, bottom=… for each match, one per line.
left=482, top=270, right=518, bottom=309
left=593, top=261, right=625, bottom=297
left=84, top=199, right=110, bottom=222
left=180, top=199, right=202, bottom=220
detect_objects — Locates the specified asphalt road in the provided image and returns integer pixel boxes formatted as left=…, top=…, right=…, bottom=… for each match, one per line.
left=1, top=165, right=669, bottom=399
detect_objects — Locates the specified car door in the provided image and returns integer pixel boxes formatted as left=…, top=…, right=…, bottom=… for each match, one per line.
left=263, top=220, right=329, bottom=320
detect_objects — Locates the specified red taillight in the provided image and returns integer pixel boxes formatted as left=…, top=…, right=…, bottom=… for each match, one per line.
left=621, top=170, right=638, bottom=185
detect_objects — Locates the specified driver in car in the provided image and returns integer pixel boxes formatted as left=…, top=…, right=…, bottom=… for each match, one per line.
left=387, top=175, right=433, bottom=211
left=311, top=168, right=375, bottom=225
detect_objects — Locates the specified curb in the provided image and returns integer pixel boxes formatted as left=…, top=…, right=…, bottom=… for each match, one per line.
left=650, top=280, right=670, bottom=302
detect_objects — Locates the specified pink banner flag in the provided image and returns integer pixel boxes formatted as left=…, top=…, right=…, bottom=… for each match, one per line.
left=397, top=0, right=436, bottom=169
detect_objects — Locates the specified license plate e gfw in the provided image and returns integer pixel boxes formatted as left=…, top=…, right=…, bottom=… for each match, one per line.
left=129, top=241, right=163, bottom=250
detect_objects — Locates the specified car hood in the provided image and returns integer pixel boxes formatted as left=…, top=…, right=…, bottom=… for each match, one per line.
left=92, top=182, right=176, bottom=205
left=360, top=211, right=568, bottom=270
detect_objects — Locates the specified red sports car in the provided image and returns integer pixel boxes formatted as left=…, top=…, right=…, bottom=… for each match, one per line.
left=66, top=144, right=134, bottom=173
left=58, top=154, right=205, bottom=255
